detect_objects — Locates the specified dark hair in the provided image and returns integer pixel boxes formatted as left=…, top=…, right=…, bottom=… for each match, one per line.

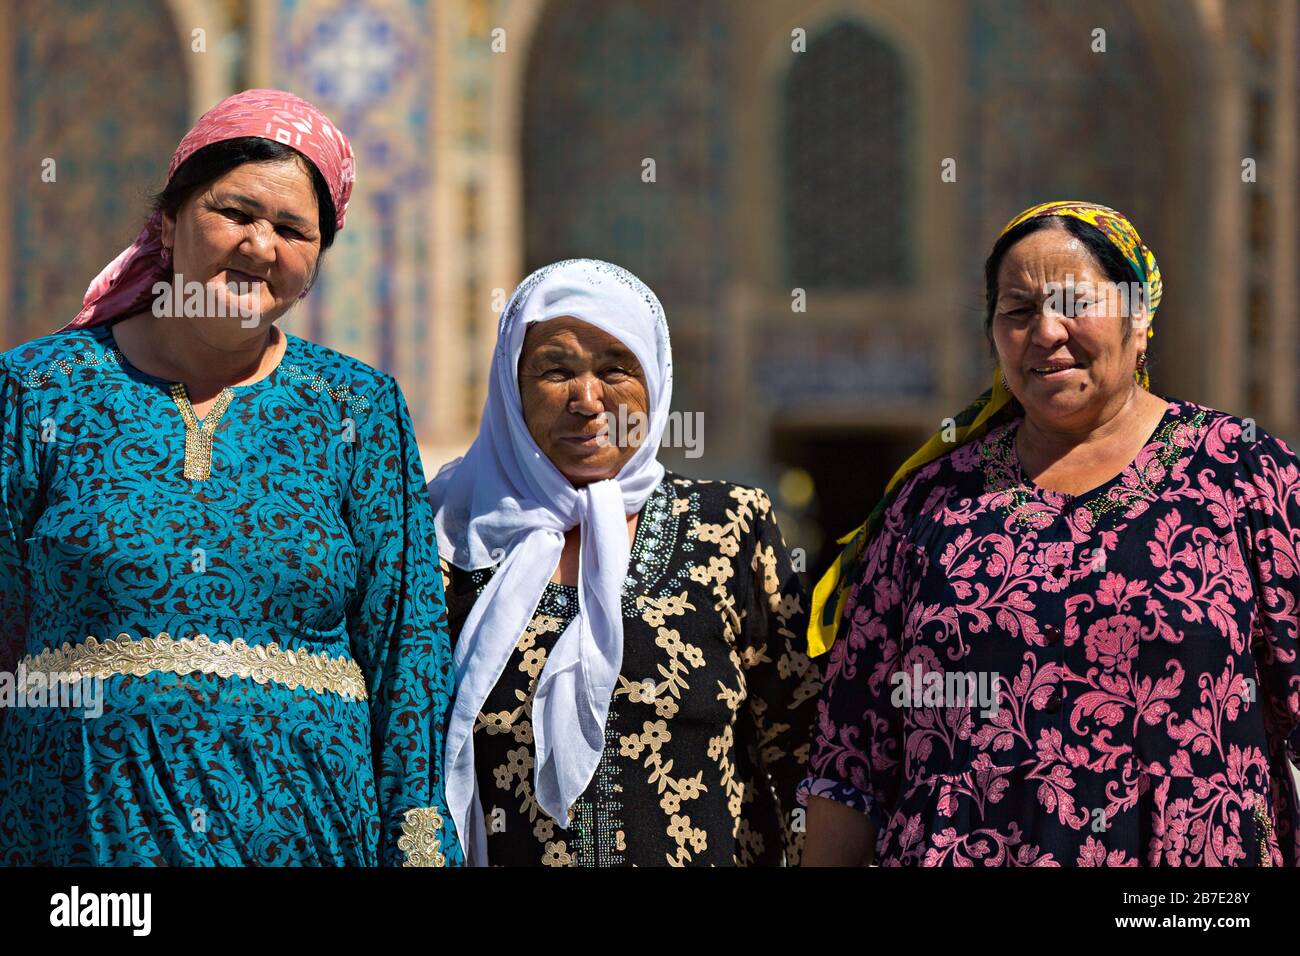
left=152, top=137, right=338, bottom=251
left=983, top=215, right=1146, bottom=350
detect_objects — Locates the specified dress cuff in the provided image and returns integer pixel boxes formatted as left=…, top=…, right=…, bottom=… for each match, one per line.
left=796, top=776, right=888, bottom=833
left=396, top=807, right=449, bottom=867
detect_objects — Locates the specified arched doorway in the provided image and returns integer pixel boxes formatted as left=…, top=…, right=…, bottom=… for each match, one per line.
left=520, top=0, right=733, bottom=430
left=7, top=0, right=190, bottom=345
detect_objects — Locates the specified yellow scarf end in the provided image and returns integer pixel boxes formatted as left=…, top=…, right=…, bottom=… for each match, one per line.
left=806, top=523, right=866, bottom=658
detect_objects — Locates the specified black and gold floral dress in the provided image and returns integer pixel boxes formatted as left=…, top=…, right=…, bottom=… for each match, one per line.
left=443, top=473, right=820, bottom=866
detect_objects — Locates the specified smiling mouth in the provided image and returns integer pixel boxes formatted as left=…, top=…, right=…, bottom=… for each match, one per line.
left=224, top=269, right=268, bottom=290
left=1031, top=365, right=1081, bottom=378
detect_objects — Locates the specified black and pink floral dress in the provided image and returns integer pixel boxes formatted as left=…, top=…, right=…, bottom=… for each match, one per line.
left=802, top=399, right=1300, bottom=866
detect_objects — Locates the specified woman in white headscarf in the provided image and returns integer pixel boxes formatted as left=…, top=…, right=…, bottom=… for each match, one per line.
left=429, top=259, right=820, bottom=866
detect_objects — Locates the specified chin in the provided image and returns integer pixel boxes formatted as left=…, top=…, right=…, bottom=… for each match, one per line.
left=553, top=454, right=621, bottom=486
left=1025, top=393, right=1096, bottom=422
left=248, top=300, right=282, bottom=328
left=246, top=292, right=279, bottom=325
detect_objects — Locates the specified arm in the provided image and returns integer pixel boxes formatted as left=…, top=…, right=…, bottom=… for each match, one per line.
left=797, top=477, right=915, bottom=866
left=0, top=358, right=38, bottom=736
left=738, top=488, right=822, bottom=865
left=1238, top=431, right=1300, bottom=772
left=344, top=375, right=463, bottom=866
left=803, top=793, right=876, bottom=866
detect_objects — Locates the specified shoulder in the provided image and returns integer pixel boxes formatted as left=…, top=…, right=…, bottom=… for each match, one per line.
left=1169, top=398, right=1298, bottom=470
left=1142, top=399, right=1300, bottom=524
left=890, top=418, right=1013, bottom=505
left=663, top=471, right=777, bottom=522
left=281, top=335, right=400, bottom=416
left=284, top=335, right=395, bottom=393
left=1, top=327, right=116, bottom=393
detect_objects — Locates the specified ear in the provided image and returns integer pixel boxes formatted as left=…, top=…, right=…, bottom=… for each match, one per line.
left=160, top=211, right=176, bottom=251
left=303, top=252, right=321, bottom=293
left=1128, top=295, right=1151, bottom=336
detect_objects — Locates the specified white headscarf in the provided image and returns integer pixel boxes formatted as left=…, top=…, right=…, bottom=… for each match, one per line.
left=428, top=259, right=672, bottom=865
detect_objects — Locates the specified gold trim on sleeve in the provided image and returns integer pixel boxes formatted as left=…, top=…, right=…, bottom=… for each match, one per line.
left=1254, top=797, right=1275, bottom=868
left=397, top=807, right=447, bottom=867
left=22, top=632, right=367, bottom=701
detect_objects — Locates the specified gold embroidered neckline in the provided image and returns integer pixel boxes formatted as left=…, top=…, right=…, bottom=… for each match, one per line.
left=169, top=383, right=235, bottom=481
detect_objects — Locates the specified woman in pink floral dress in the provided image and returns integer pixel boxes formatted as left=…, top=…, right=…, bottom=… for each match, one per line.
left=800, top=201, right=1299, bottom=866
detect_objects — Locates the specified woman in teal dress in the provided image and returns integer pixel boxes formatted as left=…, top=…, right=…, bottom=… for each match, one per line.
left=0, top=90, right=461, bottom=866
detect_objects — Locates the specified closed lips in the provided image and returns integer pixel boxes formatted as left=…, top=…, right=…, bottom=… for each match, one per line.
left=225, top=270, right=267, bottom=288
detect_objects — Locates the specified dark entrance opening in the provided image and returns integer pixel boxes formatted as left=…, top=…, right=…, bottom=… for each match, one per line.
left=770, top=423, right=931, bottom=583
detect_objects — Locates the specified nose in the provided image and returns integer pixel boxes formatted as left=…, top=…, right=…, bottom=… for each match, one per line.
left=568, top=374, right=604, bottom=416
left=239, top=220, right=277, bottom=265
left=1029, top=306, right=1070, bottom=349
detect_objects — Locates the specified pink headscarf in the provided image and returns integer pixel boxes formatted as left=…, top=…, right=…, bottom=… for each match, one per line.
left=62, top=88, right=355, bottom=332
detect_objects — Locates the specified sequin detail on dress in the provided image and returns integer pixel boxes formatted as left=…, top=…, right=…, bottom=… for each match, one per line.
left=24, top=347, right=123, bottom=387
left=282, top=363, right=371, bottom=413
left=169, top=383, right=235, bottom=480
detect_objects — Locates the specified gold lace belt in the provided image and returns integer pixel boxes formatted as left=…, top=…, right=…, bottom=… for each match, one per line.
left=21, top=632, right=368, bottom=701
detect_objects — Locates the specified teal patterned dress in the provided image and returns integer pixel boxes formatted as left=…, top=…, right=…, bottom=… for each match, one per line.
left=0, top=323, right=462, bottom=866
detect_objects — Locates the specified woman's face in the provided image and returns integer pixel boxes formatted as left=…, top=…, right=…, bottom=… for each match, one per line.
left=991, top=226, right=1147, bottom=432
left=518, top=316, right=650, bottom=487
left=160, top=157, right=322, bottom=332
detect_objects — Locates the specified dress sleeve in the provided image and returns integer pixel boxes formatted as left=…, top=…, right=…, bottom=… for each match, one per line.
left=1238, top=430, right=1300, bottom=770
left=739, top=489, right=822, bottom=864
left=796, top=474, right=917, bottom=833
left=0, top=357, right=39, bottom=736
left=344, top=374, right=463, bottom=866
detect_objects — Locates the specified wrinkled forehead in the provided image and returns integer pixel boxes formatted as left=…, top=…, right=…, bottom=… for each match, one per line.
left=518, top=316, right=641, bottom=363
left=997, top=228, right=1107, bottom=289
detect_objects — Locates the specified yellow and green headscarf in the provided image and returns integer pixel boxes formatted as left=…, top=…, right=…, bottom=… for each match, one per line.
left=807, top=200, right=1162, bottom=657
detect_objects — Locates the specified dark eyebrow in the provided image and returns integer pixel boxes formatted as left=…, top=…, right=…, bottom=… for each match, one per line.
left=598, top=346, right=638, bottom=364
left=531, top=345, right=638, bottom=366
left=535, top=346, right=576, bottom=364
left=217, top=193, right=313, bottom=228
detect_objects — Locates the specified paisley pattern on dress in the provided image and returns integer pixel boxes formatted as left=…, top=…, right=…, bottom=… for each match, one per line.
left=444, top=475, right=821, bottom=866
left=801, top=400, right=1300, bottom=866
left=0, top=323, right=462, bottom=866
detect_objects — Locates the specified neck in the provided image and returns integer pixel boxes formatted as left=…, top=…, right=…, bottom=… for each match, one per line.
left=553, top=511, right=639, bottom=585
left=1018, top=385, right=1152, bottom=460
left=115, top=311, right=282, bottom=396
